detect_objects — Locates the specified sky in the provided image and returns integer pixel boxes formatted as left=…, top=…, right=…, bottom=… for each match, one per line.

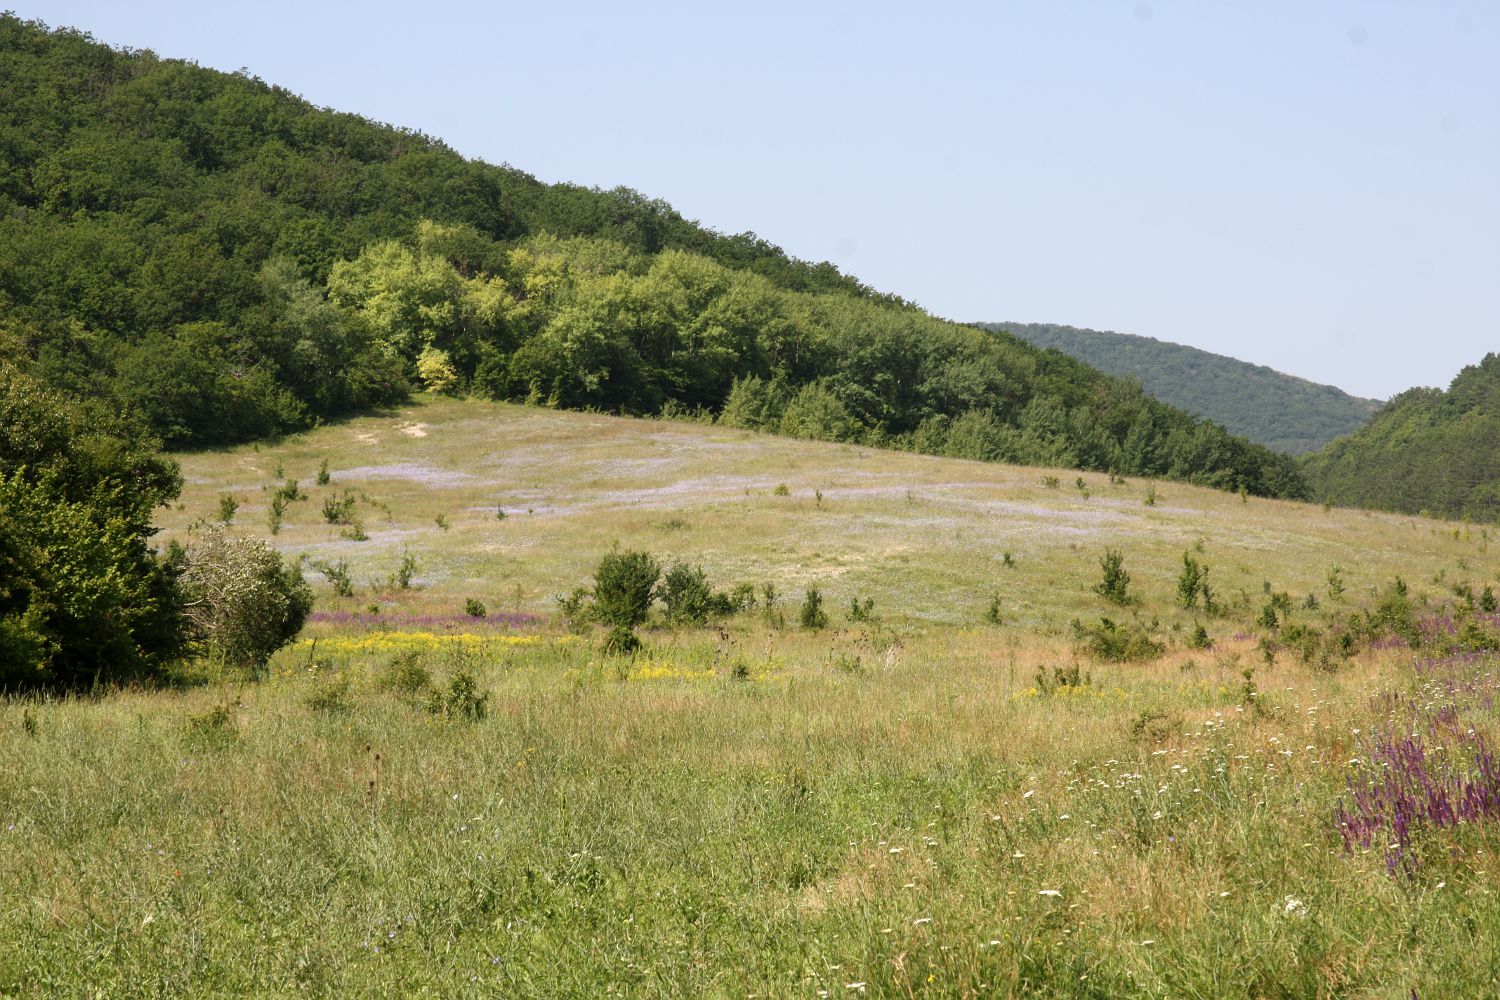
left=17, top=1, right=1498, bottom=399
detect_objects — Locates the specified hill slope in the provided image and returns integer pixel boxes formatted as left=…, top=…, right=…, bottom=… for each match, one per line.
left=984, top=321, right=1381, bottom=454
left=0, top=15, right=1303, bottom=498
left=1301, top=352, right=1500, bottom=522
left=156, top=395, right=1468, bottom=627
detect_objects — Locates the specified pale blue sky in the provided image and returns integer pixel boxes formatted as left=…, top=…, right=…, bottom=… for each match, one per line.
left=18, top=1, right=1499, bottom=399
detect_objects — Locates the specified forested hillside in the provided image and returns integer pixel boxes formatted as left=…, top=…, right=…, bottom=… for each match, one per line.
left=986, top=322, right=1381, bottom=454
left=0, top=16, right=1304, bottom=497
left=1301, top=353, right=1500, bottom=522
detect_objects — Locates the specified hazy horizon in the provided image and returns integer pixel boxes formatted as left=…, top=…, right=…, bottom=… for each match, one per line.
left=16, top=1, right=1497, bottom=399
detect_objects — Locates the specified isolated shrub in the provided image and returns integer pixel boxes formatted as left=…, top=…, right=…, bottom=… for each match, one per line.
left=557, top=587, right=593, bottom=632
left=984, top=593, right=1002, bottom=626
left=1177, top=552, right=1209, bottom=608
left=427, top=669, right=488, bottom=721
left=464, top=598, right=488, bottom=618
left=322, top=489, right=357, bottom=525
left=799, top=587, right=828, bottom=630
left=1072, top=617, right=1164, bottom=662
left=311, top=558, right=354, bottom=597
left=1482, top=585, right=1497, bottom=614
left=592, top=549, right=660, bottom=630
left=217, top=494, right=239, bottom=524
left=389, top=549, right=419, bottom=590
left=660, top=562, right=718, bottom=624
left=1035, top=663, right=1091, bottom=696
left=1092, top=549, right=1132, bottom=605
left=378, top=651, right=432, bottom=698
left=1366, top=579, right=1419, bottom=647
left=848, top=596, right=875, bottom=622
left=180, top=526, right=313, bottom=670
left=316, top=459, right=331, bottom=486
left=1187, top=622, right=1213, bottom=650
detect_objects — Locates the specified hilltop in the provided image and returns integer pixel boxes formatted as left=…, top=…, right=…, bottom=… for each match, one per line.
left=984, top=321, right=1381, bottom=454
left=1301, top=352, right=1500, bottom=523
left=0, top=15, right=1301, bottom=498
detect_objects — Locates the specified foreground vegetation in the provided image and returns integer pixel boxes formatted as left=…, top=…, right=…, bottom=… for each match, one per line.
left=4, top=400, right=1500, bottom=997
left=987, top=322, right=1381, bottom=455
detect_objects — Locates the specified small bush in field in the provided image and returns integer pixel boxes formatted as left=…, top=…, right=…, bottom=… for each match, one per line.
left=378, top=652, right=431, bottom=698
left=1093, top=549, right=1132, bottom=605
left=592, top=549, right=659, bottom=630
left=984, top=593, right=1002, bottom=626
left=426, top=670, right=487, bottom=721
left=1035, top=663, right=1090, bottom=695
left=799, top=588, right=828, bottom=630
left=216, top=493, right=238, bottom=524
left=847, top=596, right=875, bottom=622
left=389, top=549, right=418, bottom=590
left=180, top=526, right=313, bottom=671
left=464, top=598, right=487, bottom=618
left=1177, top=552, right=1209, bottom=608
left=660, top=563, right=721, bottom=624
left=322, top=489, right=356, bottom=525
left=1072, top=617, right=1164, bottom=662
left=316, top=459, right=331, bottom=486
left=312, top=558, right=354, bottom=597
left=1188, top=622, right=1213, bottom=650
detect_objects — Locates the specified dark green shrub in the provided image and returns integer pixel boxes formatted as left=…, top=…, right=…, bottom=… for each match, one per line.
left=1093, top=549, right=1132, bottom=605
left=464, top=598, right=488, bottom=618
left=660, top=562, right=718, bottom=624
left=275, top=479, right=306, bottom=503
left=985, top=593, right=1002, bottom=626
left=1482, top=585, right=1497, bottom=613
left=847, top=597, right=875, bottom=622
left=427, top=670, right=487, bottom=721
left=592, top=549, right=660, bottom=630
left=1366, top=579, right=1419, bottom=646
left=1188, top=622, right=1212, bottom=649
left=1257, top=602, right=1279, bottom=630
left=389, top=550, right=418, bottom=590
left=799, top=587, right=828, bottom=630
left=316, top=460, right=331, bottom=487
left=602, top=624, right=641, bottom=656
left=267, top=493, right=287, bottom=534
left=1176, top=552, right=1208, bottom=608
left=1072, top=617, right=1164, bottom=662
left=322, top=489, right=357, bottom=525
left=1035, top=663, right=1090, bottom=695
left=217, top=493, right=239, bottom=524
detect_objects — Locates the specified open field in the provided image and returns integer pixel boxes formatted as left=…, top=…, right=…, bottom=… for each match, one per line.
left=5, top=397, right=1500, bottom=997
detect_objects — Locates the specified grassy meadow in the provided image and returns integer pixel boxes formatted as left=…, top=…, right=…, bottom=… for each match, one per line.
left=4, top=396, right=1500, bottom=998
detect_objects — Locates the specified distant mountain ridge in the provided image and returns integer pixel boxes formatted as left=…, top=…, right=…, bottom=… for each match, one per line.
left=981, top=322, right=1381, bottom=454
